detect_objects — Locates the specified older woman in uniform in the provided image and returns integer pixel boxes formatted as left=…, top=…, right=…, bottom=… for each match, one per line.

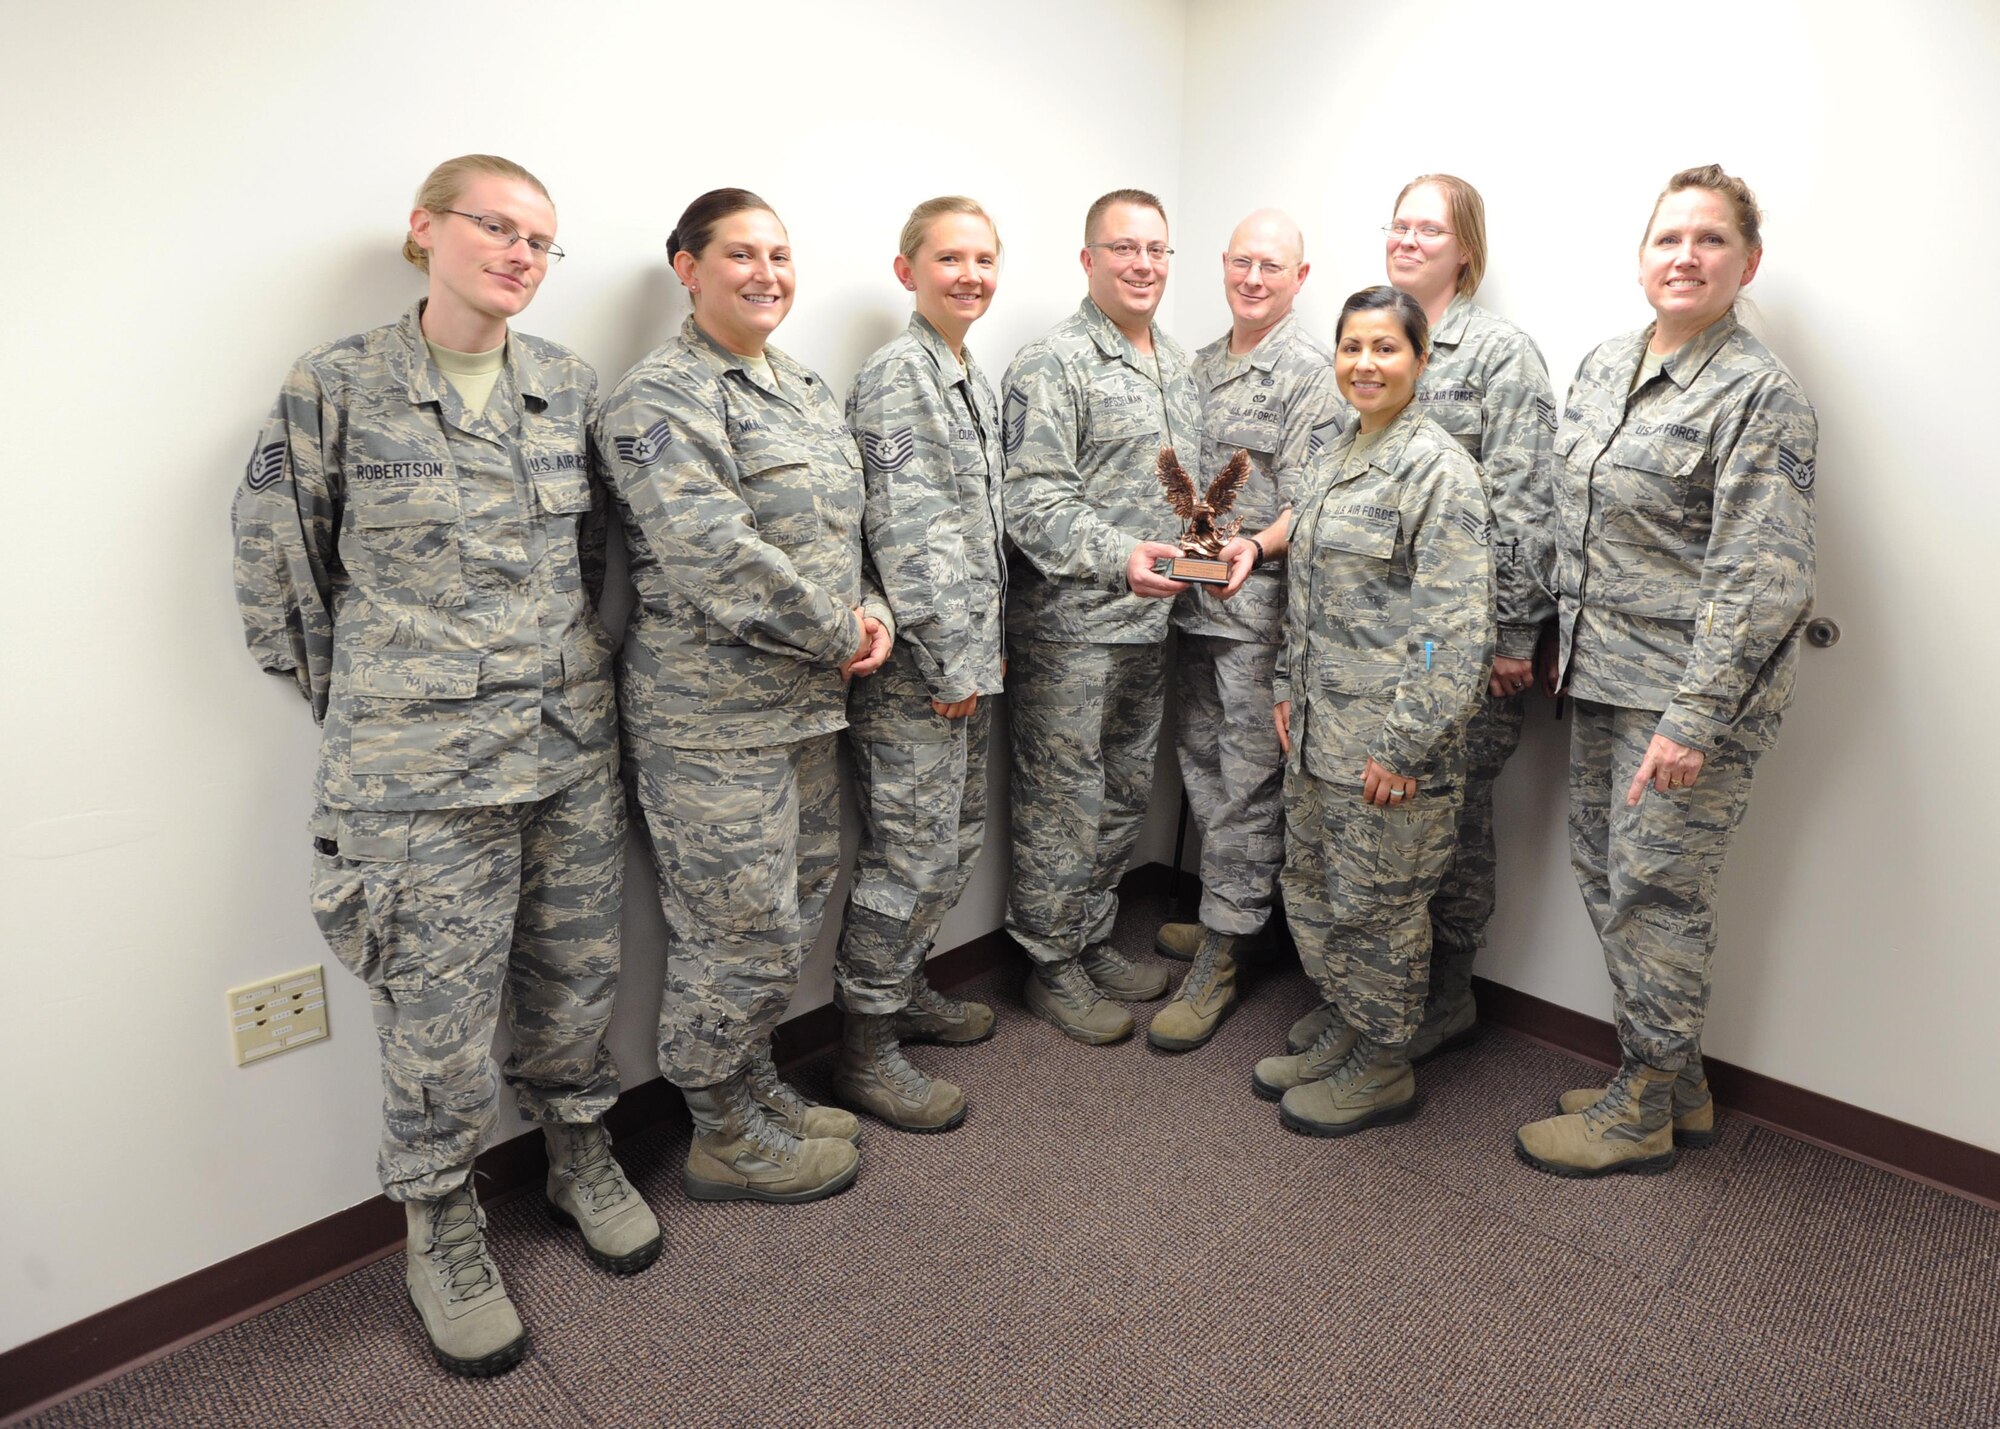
left=1284, top=175, right=1557, bottom=1070
left=597, top=188, right=891, bottom=1204
left=1516, top=165, right=1815, bottom=1177
left=1259, top=287, right=1493, bottom=1136
left=832, top=197, right=1007, bottom=1132
left=233, top=155, right=658, bottom=1378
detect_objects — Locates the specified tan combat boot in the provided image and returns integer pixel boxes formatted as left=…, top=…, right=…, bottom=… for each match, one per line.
left=1278, top=1038, right=1417, bottom=1137
left=1081, top=942, right=1171, bottom=1001
left=542, top=1122, right=664, bottom=1274
left=1253, top=1015, right=1360, bottom=1101
left=896, top=973, right=996, bottom=1045
left=746, top=1050, right=862, bottom=1146
left=1146, top=931, right=1240, bottom=1052
left=1405, top=995, right=1479, bottom=1066
left=404, top=1183, right=527, bottom=1377
left=681, top=1070, right=860, bottom=1203
left=1023, top=958, right=1135, bottom=1045
left=1517, top=1063, right=1678, bottom=1177
left=1285, top=1001, right=1341, bottom=1055
left=1557, top=1062, right=1716, bottom=1148
left=1157, top=920, right=1281, bottom=963
left=834, top=1011, right=967, bottom=1132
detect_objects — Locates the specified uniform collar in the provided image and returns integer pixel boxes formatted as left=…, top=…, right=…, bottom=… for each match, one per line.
left=1339, top=399, right=1427, bottom=483
left=1078, top=295, right=1165, bottom=369
left=680, top=314, right=816, bottom=404
left=1649, top=310, right=1740, bottom=389
left=394, top=300, right=550, bottom=411
left=1238, top=310, right=1299, bottom=372
left=1430, top=294, right=1474, bottom=349
left=909, top=311, right=977, bottom=383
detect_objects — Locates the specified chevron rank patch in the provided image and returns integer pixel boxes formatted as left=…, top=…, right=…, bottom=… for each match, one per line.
left=1001, top=397, right=1027, bottom=457
left=614, top=418, right=673, bottom=467
left=1777, top=444, right=1815, bottom=493
left=244, top=441, right=286, bottom=492
left=1454, top=508, right=1491, bottom=545
left=1534, top=396, right=1557, bottom=432
left=861, top=427, right=917, bottom=473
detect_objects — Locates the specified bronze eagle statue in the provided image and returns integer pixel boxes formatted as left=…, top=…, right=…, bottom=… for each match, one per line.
left=1155, top=447, right=1250, bottom=559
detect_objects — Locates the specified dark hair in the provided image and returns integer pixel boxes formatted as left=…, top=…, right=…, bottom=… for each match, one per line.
left=1642, top=163, right=1763, bottom=252
left=666, top=187, right=777, bottom=261
left=1084, top=187, right=1167, bottom=244
left=1335, top=285, right=1429, bottom=358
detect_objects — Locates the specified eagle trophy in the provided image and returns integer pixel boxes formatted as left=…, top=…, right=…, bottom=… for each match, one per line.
left=1154, top=447, right=1250, bottom=584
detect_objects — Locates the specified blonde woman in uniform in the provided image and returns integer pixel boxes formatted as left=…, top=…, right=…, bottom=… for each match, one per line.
left=597, top=188, right=891, bottom=1205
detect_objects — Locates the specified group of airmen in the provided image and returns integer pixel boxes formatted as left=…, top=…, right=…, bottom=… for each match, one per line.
left=232, top=156, right=1816, bottom=1377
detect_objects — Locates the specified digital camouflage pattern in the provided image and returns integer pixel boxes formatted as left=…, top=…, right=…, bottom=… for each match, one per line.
left=233, top=302, right=618, bottom=811
left=1174, top=311, right=1345, bottom=644
left=1550, top=312, right=1817, bottom=750
left=1174, top=633, right=1284, bottom=935
left=1004, top=636, right=1166, bottom=966
left=1567, top=700, right=1777, bottom=1071
left=1552, top=312, right=1814, bottom=1071
left=309, top=759, right=625, bottom=1200
left=630, top=735, right=842, bottom=1088
left=1000, top=297, right=1200, bottom=645
left=1426, top=690, right=1527, bottom=1012
left=838, top=313, right=1005, bottom=1013
left=594, top=316, right=892, bottom=752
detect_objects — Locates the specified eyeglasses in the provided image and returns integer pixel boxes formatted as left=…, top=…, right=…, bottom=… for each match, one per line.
left=1088, top=241, right=1173, bottom=262
left=444, top=210, right=566, bottom=263
left=1382, top=222, right=1452, bottom=243
left=1226, top=256, right=1291, bottom=279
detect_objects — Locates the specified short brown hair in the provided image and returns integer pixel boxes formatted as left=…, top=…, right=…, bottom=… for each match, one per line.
left=1643, top=163, right=1764, bottom=251
left=899, top=196, right=1001, bottom=262
left=404, top=155, right=551, bottom=273
left=1084, top=188, right=1167, bottom=245
left=1394, top=173, right=1486, bottom=297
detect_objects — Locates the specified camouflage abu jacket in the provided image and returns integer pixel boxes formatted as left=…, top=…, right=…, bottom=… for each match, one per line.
left=231, top=302, right=616, bottom=812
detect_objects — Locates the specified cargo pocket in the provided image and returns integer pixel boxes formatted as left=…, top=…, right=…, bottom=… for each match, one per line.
left=645, top=748, right=797, bottom=935
left=346, top=649, right=481, bottom=775
left=308, top=806, right=412, bottom=988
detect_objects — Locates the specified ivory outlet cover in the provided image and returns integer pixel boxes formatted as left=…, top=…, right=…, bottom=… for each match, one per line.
left=228, top=964, right=330, bottom=1066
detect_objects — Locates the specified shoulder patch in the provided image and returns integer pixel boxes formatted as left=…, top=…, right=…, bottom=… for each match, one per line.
left=1777, top=445, right=1816, bottom=493
left=1534, top=397, right=1557, bottom=433
left=861, top=428, right=917, bottom=473
left=614, top=418, right=673, bottom=467
left=244, top=441, right=285, bottom=492
left=1002, top=392, right=1028, bottom=458
left=1307, top=418, right=1343, bottom=458
left=1454, top=508, right=1492, bottom=546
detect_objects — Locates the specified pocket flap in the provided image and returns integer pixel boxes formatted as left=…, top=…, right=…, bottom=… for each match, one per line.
left=332, top=811, right=412, bottom=862
left=532, top=473, right=592, bottom=514
left=1318, top=654, right=1402, bottom=697
left=348, top=648, right=480, bottom=699
left=1315, top=514, right=1398, bottom=560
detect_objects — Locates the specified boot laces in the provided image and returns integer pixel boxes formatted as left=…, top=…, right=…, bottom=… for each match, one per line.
left=1581, top=1066, right=1639, bottom=1135
left=426, top=1185, right=500, bottom=1304
left=559, top=1127, right=631, bottom=1213
left=874, top=1036, right=933, bottom=1101
left=1084, top=945, right=1135, bottom=976
left=746, top=1055, right=809, bottom=1119
left=726, top=1076, right=802, bottom=1162
left=1180, top=941, right=1227, bottom=1004
left=909, top=981, right=969, bottom=1019
left=1048, top=959, right=1102, bottom=1004
left=1304, top=1017, right=1350, bottom=1059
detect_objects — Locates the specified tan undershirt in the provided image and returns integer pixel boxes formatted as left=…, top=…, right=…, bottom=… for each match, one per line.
left=1343, top=423, right=1388, bottom=479
left=427, top=337, right=506, bottom=416
left=1633, top=347, right=1667, bottom=392
left=741, top=351, right=777, bottom=390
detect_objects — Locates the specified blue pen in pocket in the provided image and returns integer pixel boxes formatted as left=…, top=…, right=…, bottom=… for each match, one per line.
left=1424, top=640, right=1434, bottom=672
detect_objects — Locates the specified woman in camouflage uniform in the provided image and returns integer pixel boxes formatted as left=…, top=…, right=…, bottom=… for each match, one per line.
left=232, top=155, right=658, bottom=1379
left=1516, top=165, right=1815, bottom=1178
left=832, top=197, right=1009, bottom=1132
left=597, top=189, right=891, bottom=1205
left=1261, top=286, right=1493, bottom=1138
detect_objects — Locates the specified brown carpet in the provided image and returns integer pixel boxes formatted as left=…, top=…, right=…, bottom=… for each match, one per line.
left=28, top=891, right=2000, bottom=1427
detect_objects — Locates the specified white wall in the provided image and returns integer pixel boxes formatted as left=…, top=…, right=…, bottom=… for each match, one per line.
left=1180, top=0, right=2000, bottom=1149
left=0, top=0, right=1188, bottom=1352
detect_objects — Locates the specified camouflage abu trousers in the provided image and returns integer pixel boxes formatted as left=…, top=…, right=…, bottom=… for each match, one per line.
left=1174, top=632, right=1284, bottom=936
left=1423, top=687, right=1528, bottom=1014
left=1004, top=635, right=1166, bottom=966
left=837, top=691, right=992, bottom=1014
left=1280, top=758, right=1463, bottom=1048
left=630, top=733, right=840, bottom=1088
left=309, top=757, right=625, bottom=1202
left=1568, top=699, right=1776, bottom=1072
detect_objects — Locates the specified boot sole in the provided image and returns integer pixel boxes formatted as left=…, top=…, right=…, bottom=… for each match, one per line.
left=1409, top=1019, right=1481, bottom=1068
left=408, top=1291, right=527, bottom=1378
left=1512, top=1136, right=1680, bottom=1178
left=1147, top=1018, right=1228, bottom=1054
left=834, top=1085, right=970, bottom=1134
left=1279, top=1094, right=1418, bottom=1138
left=680, top=1159, right=861, bottom=1204
left=897, top=1023, right=997, bottom=1047
left=1548, top=1098, right=1718, bottom=1149
left=1024, top=998, right=1133, bottom=1045
left=544, top=1196, right=665, bottom=1276
left=1251, top=1069, right=1291, bottom=1103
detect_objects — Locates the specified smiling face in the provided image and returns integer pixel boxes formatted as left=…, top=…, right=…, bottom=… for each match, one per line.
left=1082, top=200, right=1170, bottom=333
left=1640, top=187, right=1762, bottom=340
left=1335, top=307, right=1427, bottom=432
left=899, top=211, right=999, bottom=343
left=1383, top=181, right=1464, bottom=308
left=1222, top=210, right=1307, bottom=334
left=678, top=207, right=794, bottom=356
left=408, top=174, right=555, bottom=336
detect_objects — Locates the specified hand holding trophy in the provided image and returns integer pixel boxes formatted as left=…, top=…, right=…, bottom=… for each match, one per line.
left=1153, top=447, right=1251, bottom=585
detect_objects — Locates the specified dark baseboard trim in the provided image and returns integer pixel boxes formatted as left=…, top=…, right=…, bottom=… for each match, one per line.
left=9, top=863, right=1994, bottom=1420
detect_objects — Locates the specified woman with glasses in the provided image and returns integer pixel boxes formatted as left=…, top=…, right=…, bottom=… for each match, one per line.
left=831, top=197, right=1007, bottom=1132
left=1516, top=165, right=1815, bottom=1177
left=1261, top=286, right=1492, bottom=1136
left=597, top=188, right=890, bottom=1204
left=1282, top=174, right=1556, bottom=1074
left=232, top=154, right=657, bottom=1379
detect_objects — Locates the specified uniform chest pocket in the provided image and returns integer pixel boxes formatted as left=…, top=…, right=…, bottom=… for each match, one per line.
left=1599, top=437, right=1705, bottom=547
left=343, top=476, right=465, bottom=608
left=530, top=469, right=592, bottom=592
left=1313, top=513, right=1399, bottom=563
left=1209, top=413, right=1278, bottom=459
left=1087, top=392, right=1157, bottom=444
left=1420, top=396, right=1485, bottom=457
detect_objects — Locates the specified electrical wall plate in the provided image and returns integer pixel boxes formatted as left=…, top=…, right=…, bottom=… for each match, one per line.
left=228, top=964, right=330, bottom=1066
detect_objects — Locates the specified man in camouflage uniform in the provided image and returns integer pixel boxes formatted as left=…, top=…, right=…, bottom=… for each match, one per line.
left=235, top=282, right=659, bottom=1376
left=835, top=306, right=1007, bottom=1130
left=1517, top=305, right=1815, bottom=1177
left=1002, top=189, right=1201, bottom=1044
left=1148, top=209, right=1345, bottom=1053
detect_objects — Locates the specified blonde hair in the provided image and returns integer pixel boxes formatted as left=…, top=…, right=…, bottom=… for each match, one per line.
left=1394, top=173, right=1486, bottom=297
left=899, top=196, right=1001, bottom=262
left=1643, top=163, right=1764, bottom=252
left=403, top=155, right=552, bottom=272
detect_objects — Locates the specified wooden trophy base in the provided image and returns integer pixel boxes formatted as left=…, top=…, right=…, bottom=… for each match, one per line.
left=1155, top=555, right=1231, bottom=585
